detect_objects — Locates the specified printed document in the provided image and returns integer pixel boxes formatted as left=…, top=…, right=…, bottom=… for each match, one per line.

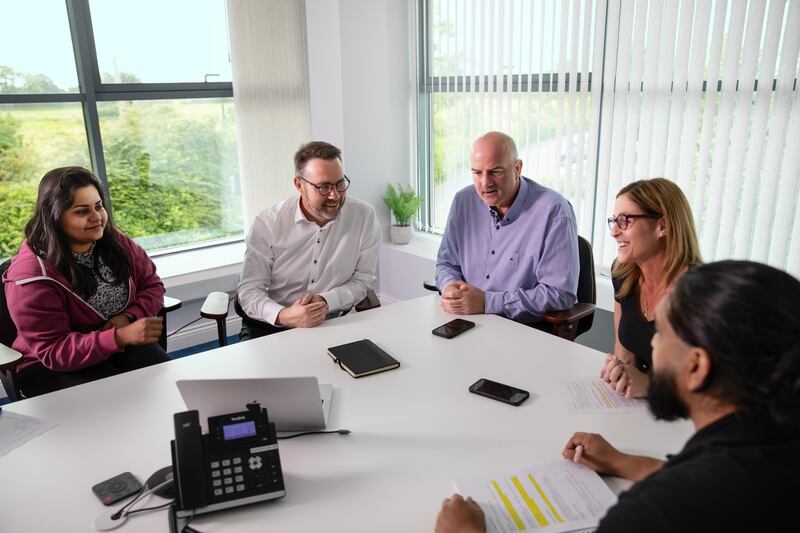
left=454, top=461, right=617, bottom=533
left=0, top=409, right=56, bottom=457
left=555, top=377, right=647, bottom=414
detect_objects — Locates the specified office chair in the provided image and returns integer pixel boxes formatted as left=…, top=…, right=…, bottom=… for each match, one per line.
left=0, top=258, right=181, bottom=401
left=422, top=235, right=596, bottom=341
left=201, top=288, right=382, bottom=347
left=541, top=236, right=596, bottom=341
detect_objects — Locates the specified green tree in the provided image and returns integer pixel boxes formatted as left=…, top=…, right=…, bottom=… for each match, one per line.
left=0, top=113, right=36, bottom=182
left=0, top=65, right=22, bottom=93
left=101, top=72, right=142, bottom=84
left=21, top=73, right=61, bottom=93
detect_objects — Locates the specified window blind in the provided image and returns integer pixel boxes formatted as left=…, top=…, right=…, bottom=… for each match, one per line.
left=422, top=0, right=602, bottom=238
left=595, top=0, right=800, bottom=276
left=421, top=0, right=800, bottom=278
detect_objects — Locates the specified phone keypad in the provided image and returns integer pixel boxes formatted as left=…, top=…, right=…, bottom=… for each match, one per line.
left=207, top=450, right=283, bottom=502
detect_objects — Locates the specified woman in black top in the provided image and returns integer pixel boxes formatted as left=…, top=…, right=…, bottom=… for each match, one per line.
left=600, top=178, right=701, bottom=397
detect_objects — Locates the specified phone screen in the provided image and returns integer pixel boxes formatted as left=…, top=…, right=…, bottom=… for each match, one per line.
left=432, top=319, right=475, bottom=339
left=469, top=378, right=530, bottom=406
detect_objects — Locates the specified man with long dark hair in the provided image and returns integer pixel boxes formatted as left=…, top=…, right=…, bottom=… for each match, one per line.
left=436, top=260, right=800, bottom=532
left=3, top=167, right=168, bottom=396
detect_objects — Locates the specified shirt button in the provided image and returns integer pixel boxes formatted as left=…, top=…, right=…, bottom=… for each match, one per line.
left=314, top=260, right=317, bottom=264
left=486, top=275, right=490, bottom=279
left=491, top=250, right=495, bottom=255
left=312, top=279, right=315, bottom=283
left=317, top=239, right=320, bottom=243
left=495, top=225, right=499, bottom=230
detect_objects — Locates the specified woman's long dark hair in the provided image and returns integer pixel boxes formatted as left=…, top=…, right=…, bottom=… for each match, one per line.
left=666, top=260, right=800, bottom=427
left=24, top=167, right=131, bottom=298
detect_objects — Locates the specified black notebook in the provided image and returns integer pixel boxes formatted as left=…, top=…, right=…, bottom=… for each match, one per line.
left=327, top=339, right=400, bottom=378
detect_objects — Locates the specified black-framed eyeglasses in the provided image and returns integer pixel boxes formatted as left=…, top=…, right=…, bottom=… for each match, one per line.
left=607, top=213, right=660, bottom=230
left=298, top=175, right=350, bottom=196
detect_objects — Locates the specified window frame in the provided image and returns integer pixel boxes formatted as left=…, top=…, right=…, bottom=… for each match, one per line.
left=0, top=0, right=237, bottom=256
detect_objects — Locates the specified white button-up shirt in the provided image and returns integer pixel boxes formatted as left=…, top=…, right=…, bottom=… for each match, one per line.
left=238, top=195, right=381, bottom=325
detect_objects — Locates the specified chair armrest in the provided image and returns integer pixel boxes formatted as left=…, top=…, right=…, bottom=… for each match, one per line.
left=423, top=279, right=439, bottom=293
left=355, top=289, right=381, bottom=312
left=0, top=343, right=23, bottom=371
left=161, top=295, right=182, bottom=314
left=541, top=303, right=596, bottom=325
left=200, top=292, right=230, bottom=320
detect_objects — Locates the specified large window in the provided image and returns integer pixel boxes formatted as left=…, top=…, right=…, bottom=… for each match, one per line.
left=419, top=0, right=800, bottom=278
left=0, top=0, right=241, bottom=260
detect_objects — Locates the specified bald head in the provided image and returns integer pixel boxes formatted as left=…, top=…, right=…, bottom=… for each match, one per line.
left=470, top=132, right=522, bottom=216
left=472, top=131, right=519, bottom=162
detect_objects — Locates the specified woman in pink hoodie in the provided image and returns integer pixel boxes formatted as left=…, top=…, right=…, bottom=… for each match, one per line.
left=3, top=167, right=169, bottom=397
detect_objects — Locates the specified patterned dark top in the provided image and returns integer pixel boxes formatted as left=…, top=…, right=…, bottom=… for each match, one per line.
left=72, top=245, right=129, bottom=320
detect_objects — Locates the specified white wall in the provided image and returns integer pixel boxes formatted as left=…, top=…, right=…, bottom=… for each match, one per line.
left=306, top=0, right=414, bottom=234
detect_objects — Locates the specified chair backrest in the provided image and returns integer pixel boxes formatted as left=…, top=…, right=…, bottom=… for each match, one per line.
left=0, top=259, right=18, bottom=348
left=0, top=258, right=22, bottom=400
left=575, top=235, right=596, bottom=337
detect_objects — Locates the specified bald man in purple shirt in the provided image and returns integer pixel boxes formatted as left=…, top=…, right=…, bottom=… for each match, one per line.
left=435, top=131, right=579, bottom=324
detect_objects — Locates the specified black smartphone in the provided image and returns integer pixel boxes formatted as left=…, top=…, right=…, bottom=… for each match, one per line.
left=432, top=318, right=475, bottom=339
left=92, top=472, right=143, bottom=505
left=469, top=378, right=530, bottom=406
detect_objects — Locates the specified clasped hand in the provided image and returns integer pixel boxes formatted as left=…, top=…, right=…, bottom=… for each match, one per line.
left=113, top=316, right=163, bottom=348
left=277, top=293, right=328, bottom=328
left=441, top=282, right=485, bottom=315
left=599, top=353, right=649, bottom=399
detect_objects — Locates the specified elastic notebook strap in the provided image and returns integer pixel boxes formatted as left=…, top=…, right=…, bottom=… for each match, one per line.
left=330, top=355, right=346, bottom=373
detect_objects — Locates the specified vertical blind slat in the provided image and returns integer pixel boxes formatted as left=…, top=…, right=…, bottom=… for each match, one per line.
left=754, top=1, right=800, bottom=261
left=648, top=0, right=679, bottom=178
left=664, top=0, right=696, bottom=183
left=692, top=0, right=729, bottom=239
left=676, top=0, right=713, bottom=196
left=770, top=85, right=800, bottom=269
left=716, top=0, right=766, bottom=259
left=734, top=0, right=785, bottom=259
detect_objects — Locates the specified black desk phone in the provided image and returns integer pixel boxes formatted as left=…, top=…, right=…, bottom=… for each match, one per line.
left=170, top=402, right=285, bottom=518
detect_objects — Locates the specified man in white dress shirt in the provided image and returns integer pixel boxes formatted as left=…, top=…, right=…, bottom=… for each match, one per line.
left=237, top=141, right=381, bottom=340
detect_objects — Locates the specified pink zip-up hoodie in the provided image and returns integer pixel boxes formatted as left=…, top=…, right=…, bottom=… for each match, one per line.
left=2, top=234, right=165, bottom=372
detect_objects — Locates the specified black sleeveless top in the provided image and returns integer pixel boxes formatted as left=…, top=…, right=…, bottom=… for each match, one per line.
left=613, top=275, right=654, bottom=372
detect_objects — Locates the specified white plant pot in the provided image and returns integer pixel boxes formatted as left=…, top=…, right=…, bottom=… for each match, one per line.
left=390, top=225, right=413, bottom=244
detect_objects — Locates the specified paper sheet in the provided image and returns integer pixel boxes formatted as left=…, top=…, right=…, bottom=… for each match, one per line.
left=454, top=461, right=617, bottom=533
left=0, top=409, right=57, bottom=457
left=554, top=377, right=648, bottom=414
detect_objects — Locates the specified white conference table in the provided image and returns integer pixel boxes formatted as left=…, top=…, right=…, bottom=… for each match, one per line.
left=0, top=295, right=693, bottom=532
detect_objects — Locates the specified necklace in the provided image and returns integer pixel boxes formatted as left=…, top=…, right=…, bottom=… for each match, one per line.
left=640, top=280, right=661, bottom=320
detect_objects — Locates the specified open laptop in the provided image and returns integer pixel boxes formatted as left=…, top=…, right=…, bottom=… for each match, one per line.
left=176, top=377, right=332, bottom=432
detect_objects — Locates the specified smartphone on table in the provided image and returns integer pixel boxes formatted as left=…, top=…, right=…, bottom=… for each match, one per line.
left=469, top=378, right=530, bottom=406
left=432, top=318, right=475, bottom=339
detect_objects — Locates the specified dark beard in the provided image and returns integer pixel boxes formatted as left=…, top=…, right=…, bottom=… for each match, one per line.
left=647, top=369, right=690, bottom=421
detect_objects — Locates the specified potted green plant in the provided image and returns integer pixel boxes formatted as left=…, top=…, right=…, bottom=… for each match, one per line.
left=382, top=183, right=423, bottom=244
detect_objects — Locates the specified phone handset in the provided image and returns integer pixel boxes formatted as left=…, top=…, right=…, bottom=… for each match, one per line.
left=171, top=410, right=208, bottom=510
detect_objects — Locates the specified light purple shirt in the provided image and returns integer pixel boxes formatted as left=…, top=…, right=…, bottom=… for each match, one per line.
left=436, top=177, right=579, bottom=322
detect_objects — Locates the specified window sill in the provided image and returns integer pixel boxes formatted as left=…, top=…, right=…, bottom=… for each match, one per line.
left=382, top=230, right=615, bottom=312
left=152, top=240, right=245, bottom=299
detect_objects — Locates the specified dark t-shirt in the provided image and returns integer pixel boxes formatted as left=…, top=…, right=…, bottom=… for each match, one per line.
left=612, top=275, right=654, bottom=371
left=597, top=408, right=800, bottom=533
